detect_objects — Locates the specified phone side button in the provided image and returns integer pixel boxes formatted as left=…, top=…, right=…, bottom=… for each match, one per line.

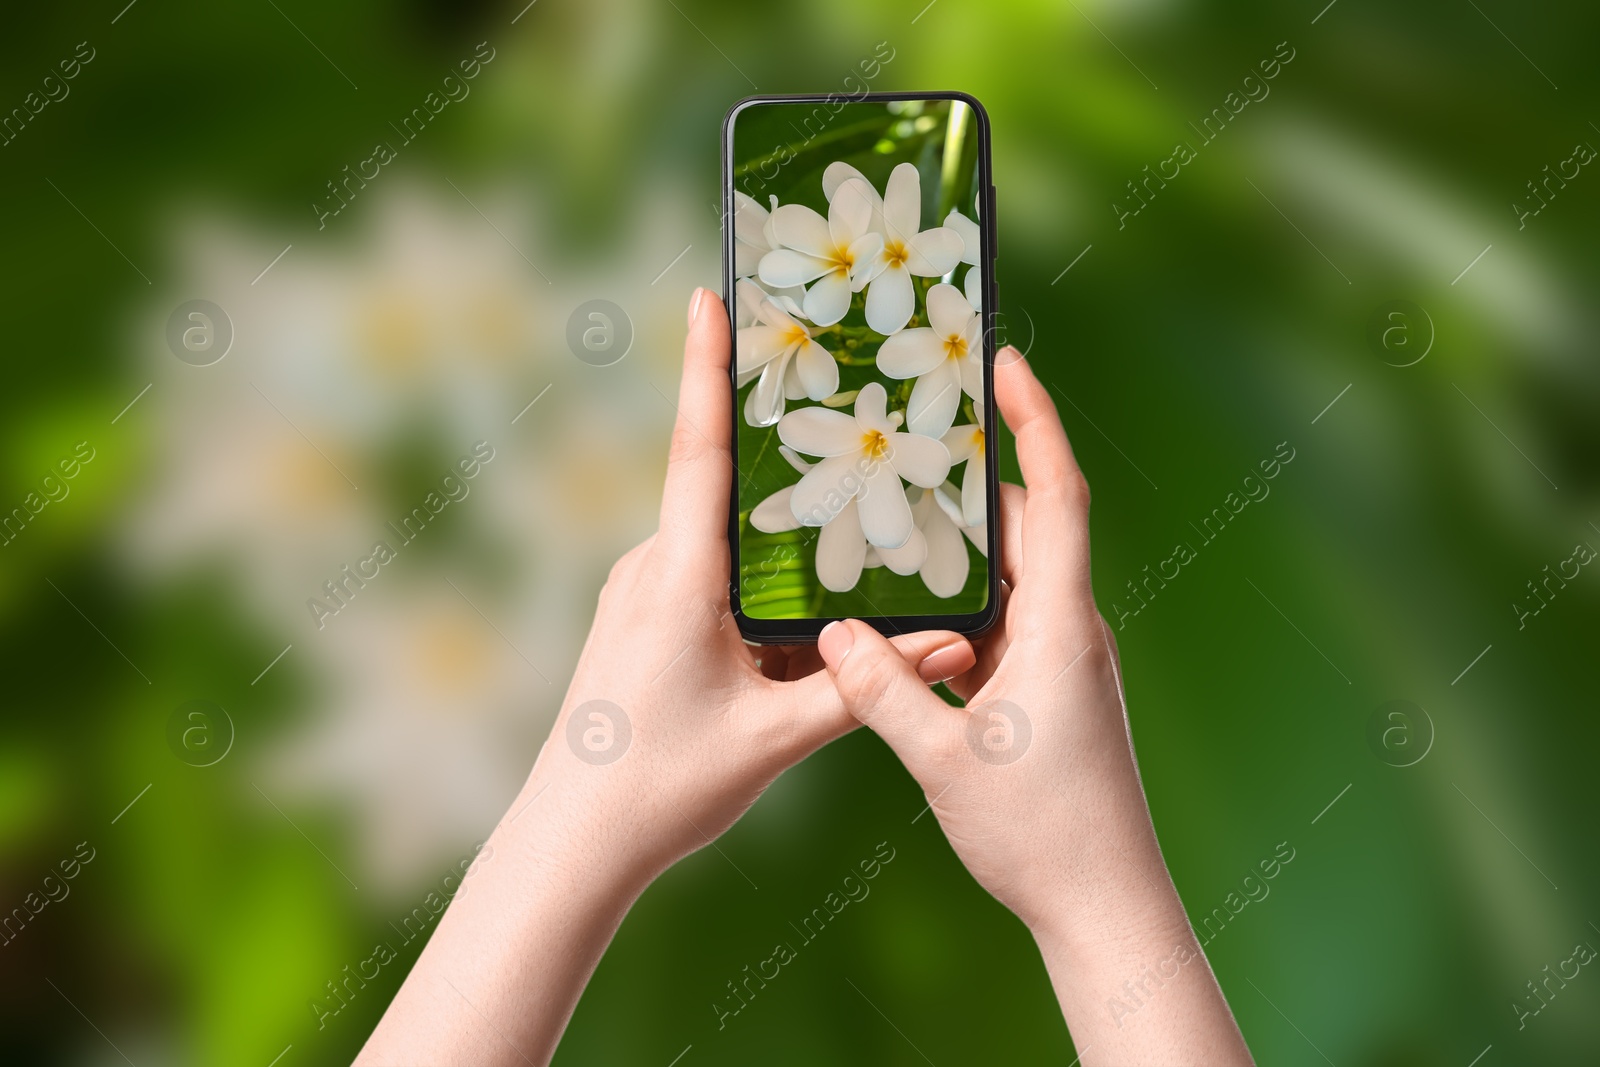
left=989, top=185, right=998, bottom=258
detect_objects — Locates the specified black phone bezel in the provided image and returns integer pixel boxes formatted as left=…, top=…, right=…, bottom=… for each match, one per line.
left=722, top=91, right=1000, bottom=645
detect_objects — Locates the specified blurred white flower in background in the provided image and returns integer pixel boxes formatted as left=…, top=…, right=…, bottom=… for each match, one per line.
left=122, top=177, right=702, bottom=890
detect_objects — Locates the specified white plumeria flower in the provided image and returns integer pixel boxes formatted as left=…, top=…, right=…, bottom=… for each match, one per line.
left=734, top=278, right=803, bottom=330
left=732, top=190, right=779, bottom=279
left=875, top=282, right=982, bottom=438
left=777, top=381, right=950, bottom=550
left=860, top=163, right=963, bottom=335
left=823, top=161, right=965, bottom=334
left=748, top=445, right=923, bottom=592
left=736, top=293, right=839, bottom=427
left=944, top=204, right=982, bottom=310
left=941, top=397, right=986, bottom=527
left=758, top=178, right=884, bottom=327
left=864, top=482, right=987, bottom=598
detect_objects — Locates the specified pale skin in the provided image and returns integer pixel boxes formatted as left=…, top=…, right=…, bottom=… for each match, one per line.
left=357, top=288, right=1253, bottom=1066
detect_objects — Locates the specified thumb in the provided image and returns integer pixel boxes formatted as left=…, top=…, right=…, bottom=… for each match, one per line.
left=818, top=620, right=966, bottom=766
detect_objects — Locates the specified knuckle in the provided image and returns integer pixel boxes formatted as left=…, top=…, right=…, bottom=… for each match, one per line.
left=667, top=421, right=708, bottom=467
left=1063, top=469, right=1092, bottom=511
left=841, top=649, right=901, bottom=718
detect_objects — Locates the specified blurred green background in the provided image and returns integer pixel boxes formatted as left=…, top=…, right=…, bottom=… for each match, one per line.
left=2, top=1, right=1597, bottom=1064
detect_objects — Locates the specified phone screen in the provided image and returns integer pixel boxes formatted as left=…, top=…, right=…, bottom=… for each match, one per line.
left=725, top=94, right=996, bottom=639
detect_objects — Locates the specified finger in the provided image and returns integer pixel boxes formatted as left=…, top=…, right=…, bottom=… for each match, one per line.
left=657, top=288, right=735, bottom=554
left=947, top=581, right=1010, bottom=701
left=893, top=629, right=977, bottom=684
left=993, top=347, right=1085, bottom=498
left=997, top=482, right=1026, bottom=588
left=771, top=627, right=974, bottom=744
left=993, top=349, right=1093, bottom=599
left=1099, top=614, right=1128, bottom=711
left=816, top=620, right=967, bottom=767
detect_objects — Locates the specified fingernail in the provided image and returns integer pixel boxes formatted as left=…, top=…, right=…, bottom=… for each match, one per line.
left=687, top=287, right=707, bottom=329
left=818, top=621, right=855, bottom=670
left=999, top=344, right=1023, bottom=364
left=917, top=642, right=967, bottom=683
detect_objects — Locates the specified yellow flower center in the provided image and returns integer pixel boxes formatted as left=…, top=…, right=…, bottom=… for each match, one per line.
left=884, top=239, right=909, bottom=269
left=828, top=245, right=855, bottom=275
left=972, top=428, right=985, bottom=450
left=781, top=323, right=808, bottom=347
left=944, top=333, right=969, bottom=360
left=861, top=429, right=890, bottom=461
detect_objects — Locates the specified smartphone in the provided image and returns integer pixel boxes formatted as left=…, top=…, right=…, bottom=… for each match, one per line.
left=723, top=91, right=1000, bottom=644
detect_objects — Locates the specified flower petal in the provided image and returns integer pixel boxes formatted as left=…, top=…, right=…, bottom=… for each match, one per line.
left=735, top=241, right=764, bottom=279
left=857, top=461, right=915, bottom=549
left=733, top=191, right=771, bottom=248
left=778, top=405, right=861, bottom=457
left=905, top=226, right=964, bottom=277
left=759, top=249, right=831, bottom=289
left=847, top=232, right=886, bottom=289
left=876, top=524, right=927, bottom=575
left=959, top=350, right=983, bottom=400
left=735, top=325, right=792, bottom=375
left=830, top=177, right=876, bottom=247
left=735, top=279, right=768, bottom=329
left=882, top=163, right=922, bottom=246
left=961, top=452, right=986, bottom=527
left=963, top=264, right=982, bottom=311
left=823, top=161, right=874, bottom=202
left=750, top=486, right=799, bottom=533
left=906, top=362, right=962, bottom=438
left=945, top=208, right=980, bottom=265
left=815, top=499, right=867, bottom=592
left=772, top=292, right=808, bottom=319
left=925, top=282, right=974, bottom=337
left=941, top=423, right=981, bottom=463
left=919, top=494, right=970, bottom=597
left=793, top=338, right=839, bottom=401
left=865, top=264, right=915, bottom=336
left=744, top=354, right=789, bottom=427
left=854, top=381, right=891, bottom=435
left=777, top=444, right=813, bottom=474
left=887, top=430, right=951, bottom=488
left=789, top=454, right=862, bottom=526
left=769, top=203, right=834, bottom=258
left=803, top=269, right=853, bottom=327
left=782, top=354, right=807, bottom=400
left=875, top=328, right=946, bottom=379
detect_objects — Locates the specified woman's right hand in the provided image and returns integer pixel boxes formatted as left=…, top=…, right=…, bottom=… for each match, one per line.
left=816, top=348, right=1254, bottom=1065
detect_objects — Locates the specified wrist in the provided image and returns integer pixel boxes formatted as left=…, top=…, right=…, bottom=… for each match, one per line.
left=1028, top=871, right=1193, bottom=974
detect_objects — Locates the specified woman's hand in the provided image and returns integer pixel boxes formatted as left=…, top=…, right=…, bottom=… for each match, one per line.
left=356, top=289, right=975, bottom=1066
left=815, top=349, right=1254, bottom=1066
left=532, top=287, right=976, bottom=886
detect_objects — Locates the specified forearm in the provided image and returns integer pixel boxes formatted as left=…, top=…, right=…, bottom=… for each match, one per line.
left=356, top=776, right=653, bottom=1067
left=1030, top=843, right=1254, bottom=1066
